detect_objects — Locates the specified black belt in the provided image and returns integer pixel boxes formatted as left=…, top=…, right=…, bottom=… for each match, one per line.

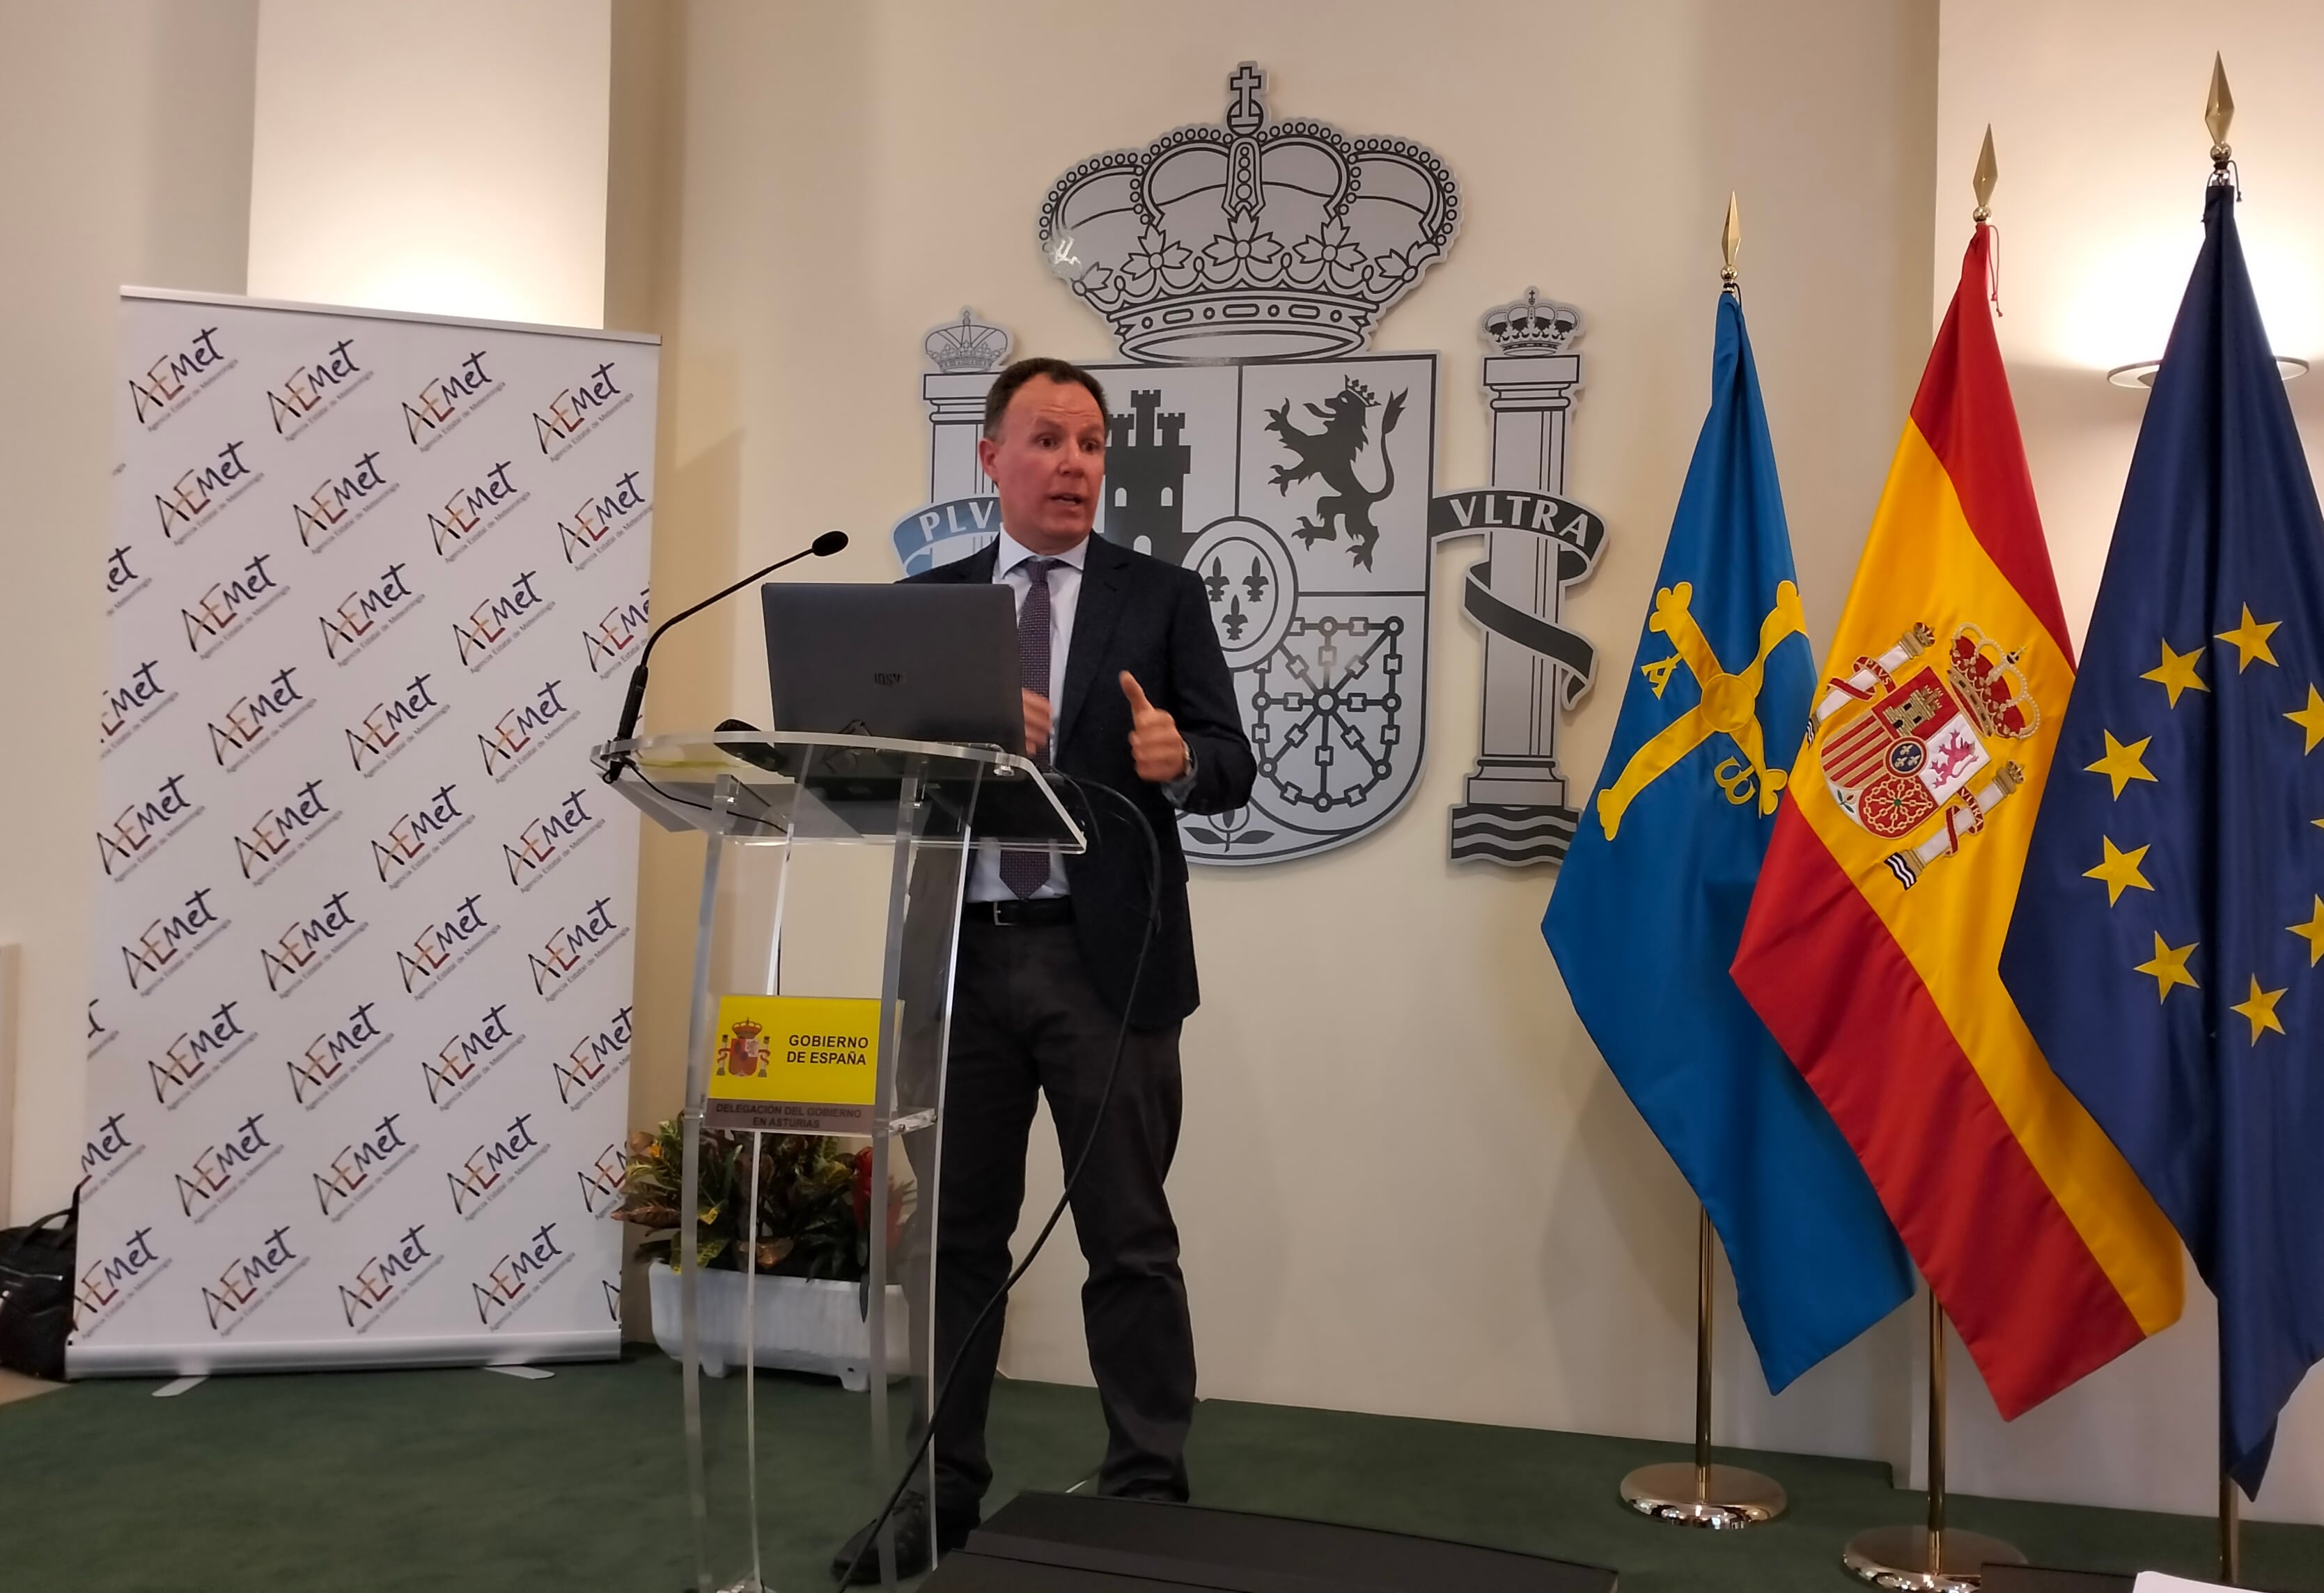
left=961, top=896, right=1075, bottom=927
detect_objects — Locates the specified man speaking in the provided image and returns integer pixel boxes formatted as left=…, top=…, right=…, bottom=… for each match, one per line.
left=839, top=357, right=1255, bottom=1580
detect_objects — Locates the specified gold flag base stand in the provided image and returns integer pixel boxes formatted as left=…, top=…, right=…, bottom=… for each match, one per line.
left=1844, top=1291, right=2025, bottom=1590
left=1843, top=1525, right=2026, bottom=1592
left=1621, top=1461, right=1788, bottom=1529
left=1619, top=1209, right=1788, bottom=1530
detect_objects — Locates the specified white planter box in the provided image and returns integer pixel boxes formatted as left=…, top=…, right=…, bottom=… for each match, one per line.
left=647, top=1262, right=907, bottom=1392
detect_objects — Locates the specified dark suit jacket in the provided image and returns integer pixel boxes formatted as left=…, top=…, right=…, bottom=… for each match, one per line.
left=907, top=534, right=1256, bottom=1029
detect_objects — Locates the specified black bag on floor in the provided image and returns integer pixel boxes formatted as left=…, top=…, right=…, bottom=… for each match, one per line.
left=0, top=1193, right=77, bottom=1381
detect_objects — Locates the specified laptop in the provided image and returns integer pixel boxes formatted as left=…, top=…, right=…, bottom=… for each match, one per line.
left=761, top=582, right=1022, bottom=747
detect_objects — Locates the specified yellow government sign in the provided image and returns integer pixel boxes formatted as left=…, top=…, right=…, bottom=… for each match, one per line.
left=706, top=994, right=881, bottom=1133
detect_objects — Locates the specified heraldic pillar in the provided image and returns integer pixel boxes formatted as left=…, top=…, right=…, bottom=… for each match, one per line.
left=1445, top=295, right=1594, bottom=865
left=1472, top=349, right=1582, bottom=807
left=595, top=727, right=1081, bottom=1593
left=923, top=309, right=1012, bottom=506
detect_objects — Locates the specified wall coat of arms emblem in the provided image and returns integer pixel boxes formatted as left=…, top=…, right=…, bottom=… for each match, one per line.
left=894, top=64, right=1609, bottom=867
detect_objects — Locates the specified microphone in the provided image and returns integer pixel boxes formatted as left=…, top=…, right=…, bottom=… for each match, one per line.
left=600, top=530, right=848, bottom=783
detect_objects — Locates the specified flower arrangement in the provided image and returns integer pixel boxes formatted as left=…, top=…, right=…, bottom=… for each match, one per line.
left=609, top=1119, right=908, bottom=1281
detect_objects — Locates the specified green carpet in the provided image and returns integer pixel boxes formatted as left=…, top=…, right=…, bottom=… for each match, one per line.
left=0, top=1351, right=2316, bottom=1591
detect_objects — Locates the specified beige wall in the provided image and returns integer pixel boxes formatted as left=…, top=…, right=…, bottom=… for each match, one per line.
left=624, top=0, right=1940, bottom=1473
left=248, top=0, right=611, bottom=325
left=1922, top=0, right=2324, bottom=1524
left=0, top=0, right=258, bottom=1221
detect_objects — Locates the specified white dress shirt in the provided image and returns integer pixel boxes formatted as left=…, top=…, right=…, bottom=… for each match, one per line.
left=965, top=528, right=1085, bottom=901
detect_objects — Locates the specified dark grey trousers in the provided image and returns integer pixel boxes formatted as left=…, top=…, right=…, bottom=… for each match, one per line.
left=928, top=919, right=1192, bottom=1519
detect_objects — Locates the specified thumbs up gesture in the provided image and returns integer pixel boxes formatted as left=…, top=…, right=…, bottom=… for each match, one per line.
left=1121, top=672, right=1189, bottom=784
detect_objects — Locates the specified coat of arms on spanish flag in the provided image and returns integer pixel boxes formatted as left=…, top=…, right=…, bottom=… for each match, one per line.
left=1731, top=224, right=2185, bottom=1417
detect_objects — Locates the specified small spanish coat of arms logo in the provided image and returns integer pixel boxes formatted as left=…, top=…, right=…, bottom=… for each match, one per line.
left=717, top=1018, right=768, bottom=1080
left=1811, top=621, right=2040, bottom=887
left=894, top=64, right=1608, bottom=867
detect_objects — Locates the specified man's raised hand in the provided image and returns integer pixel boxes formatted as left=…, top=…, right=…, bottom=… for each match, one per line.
left=1121, top=672, right=1188, bottom=784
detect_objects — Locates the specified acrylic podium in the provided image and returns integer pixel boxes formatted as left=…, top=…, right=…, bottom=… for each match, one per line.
left=595, top=729, right=1084, bottom=1593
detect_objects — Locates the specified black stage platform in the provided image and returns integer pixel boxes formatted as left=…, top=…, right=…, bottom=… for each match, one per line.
left=923, top=1491, right=1619, bottom=1591
left=1986, top=1569, right=2137, bottom=1593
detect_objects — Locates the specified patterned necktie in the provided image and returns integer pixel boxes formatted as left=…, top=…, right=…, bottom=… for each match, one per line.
left=1001, top=557, right=1059, bottom=899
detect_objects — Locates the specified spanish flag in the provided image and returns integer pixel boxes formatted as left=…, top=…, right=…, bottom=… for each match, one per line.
left=1729, top=226, right=2184, bottom=1415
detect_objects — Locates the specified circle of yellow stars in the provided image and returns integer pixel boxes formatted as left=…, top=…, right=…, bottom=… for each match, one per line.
left=2084, top=605, right=2321, bottom=1044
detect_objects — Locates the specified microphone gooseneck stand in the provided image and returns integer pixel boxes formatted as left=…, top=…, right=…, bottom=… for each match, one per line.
left=599, top=528, right=849, bottom=784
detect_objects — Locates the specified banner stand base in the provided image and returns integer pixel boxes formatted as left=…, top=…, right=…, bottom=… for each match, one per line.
left=68, top=1328, right=618, bottom=1379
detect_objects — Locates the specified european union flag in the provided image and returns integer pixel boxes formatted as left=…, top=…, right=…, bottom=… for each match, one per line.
left=1545, top=291, right=1912, bottom=1390
left=2002, top=181, right=2324, bottom=1493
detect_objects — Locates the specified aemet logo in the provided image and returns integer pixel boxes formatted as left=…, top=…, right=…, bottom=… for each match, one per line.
left=343, top=671, right=449, bottom=777
left=259, top=887, right=367, bottom=997
left=318, top=561, right=421, bottom=664
left=120, top=886, right=228, bottom=995
left=503, top=787, right=602, bottom=891
left=288, top=998, right=388, bottom=1107
left=79, top=1111, right=142, bottom=1195
left=172, top=1111, right=279, bottom=1222
left=75, top=1227, right=164, bottom=1329
left=370, top=782, right=470, bottom=887
left=145, top=998, right=254, bottom=1108
left=453, top=568, right=552, bottom=669
left=128, top=324, right=230, bottom=428
left=531, top=361, right=627, bottom=459
left=233, top=777, right=336, bottom=883
left=266, top=336, right=368, bottom=438
left=180, top=551, right=287, bottom=659
left=339, top=1225, right=437, bottom=1332
left=97, top=770, right=201, bottom=881
left=448, top=1111, right=546, bottom=1218
left=99, top=658, right=173, bottom=754
left=425, top=458, right=524, bottom=560
left=527, top=895, right=625, bottom=1000
left=88, top=996, right=118, bottom=1057
left=476, top=677, right=575, bottom=780
left=401, top=350, right=499, bottom=450
left=554, top=1004, right=630, bottom=1109
left=424, top=1001, right=521, bottom=1108
left=206, top=664, right=311, bottom=771
left=396, top=892, right=494, bottom=997
left=153, top=439, right=260, bottom=543
left=471, top=1222, right=568, bottom=1327
left=105, top=543, right=150, bottom=613
left=291, top=448, right=395, bottom=552
left=311, top=1111, right=415, bottom=1220
left=200, top=1225, right=304, bottom=1335
left=577, top=1141, right=629, bottom=1217
left=556, top=467, right=648, bottom=568
left=582, top=589, right=650, bottom=678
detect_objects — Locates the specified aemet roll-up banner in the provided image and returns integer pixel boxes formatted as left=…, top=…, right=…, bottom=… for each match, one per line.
left=73, top=290, right=655, bottom=1374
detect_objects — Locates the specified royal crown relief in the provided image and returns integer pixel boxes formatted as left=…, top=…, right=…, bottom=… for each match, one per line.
left=893, top=63, right=1609, bottom=865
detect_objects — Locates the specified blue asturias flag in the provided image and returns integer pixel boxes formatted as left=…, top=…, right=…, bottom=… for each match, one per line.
left=2002, top=180, right=2324, bottom=1493
left=1544, top=291, right=1912, bottom=1390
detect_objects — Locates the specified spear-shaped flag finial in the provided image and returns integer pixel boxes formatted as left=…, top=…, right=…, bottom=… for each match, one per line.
left=2207, top=54, right=2235, bottom=166
left=1721, top=193, right=1741, bottom=288
left=1972, top=126, right=1998, bottom=222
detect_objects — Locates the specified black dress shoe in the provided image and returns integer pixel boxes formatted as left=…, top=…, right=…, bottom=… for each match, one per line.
left=830, top=1491, right=976, bottom=1585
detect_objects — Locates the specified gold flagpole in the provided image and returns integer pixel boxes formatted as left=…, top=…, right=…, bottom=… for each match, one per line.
left=1839, top=133, right=2027, bottom=1593
left=1616, top=198, right=1788, bottom=1533
left=2220, top=1468, right=2243, bottom=1586
left=1619, top=1204, right=1788, bottom=1527
left=1843, top=1289, right=2027, bottom=1589
left=2208, top=56, right=2245, bottom=1591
